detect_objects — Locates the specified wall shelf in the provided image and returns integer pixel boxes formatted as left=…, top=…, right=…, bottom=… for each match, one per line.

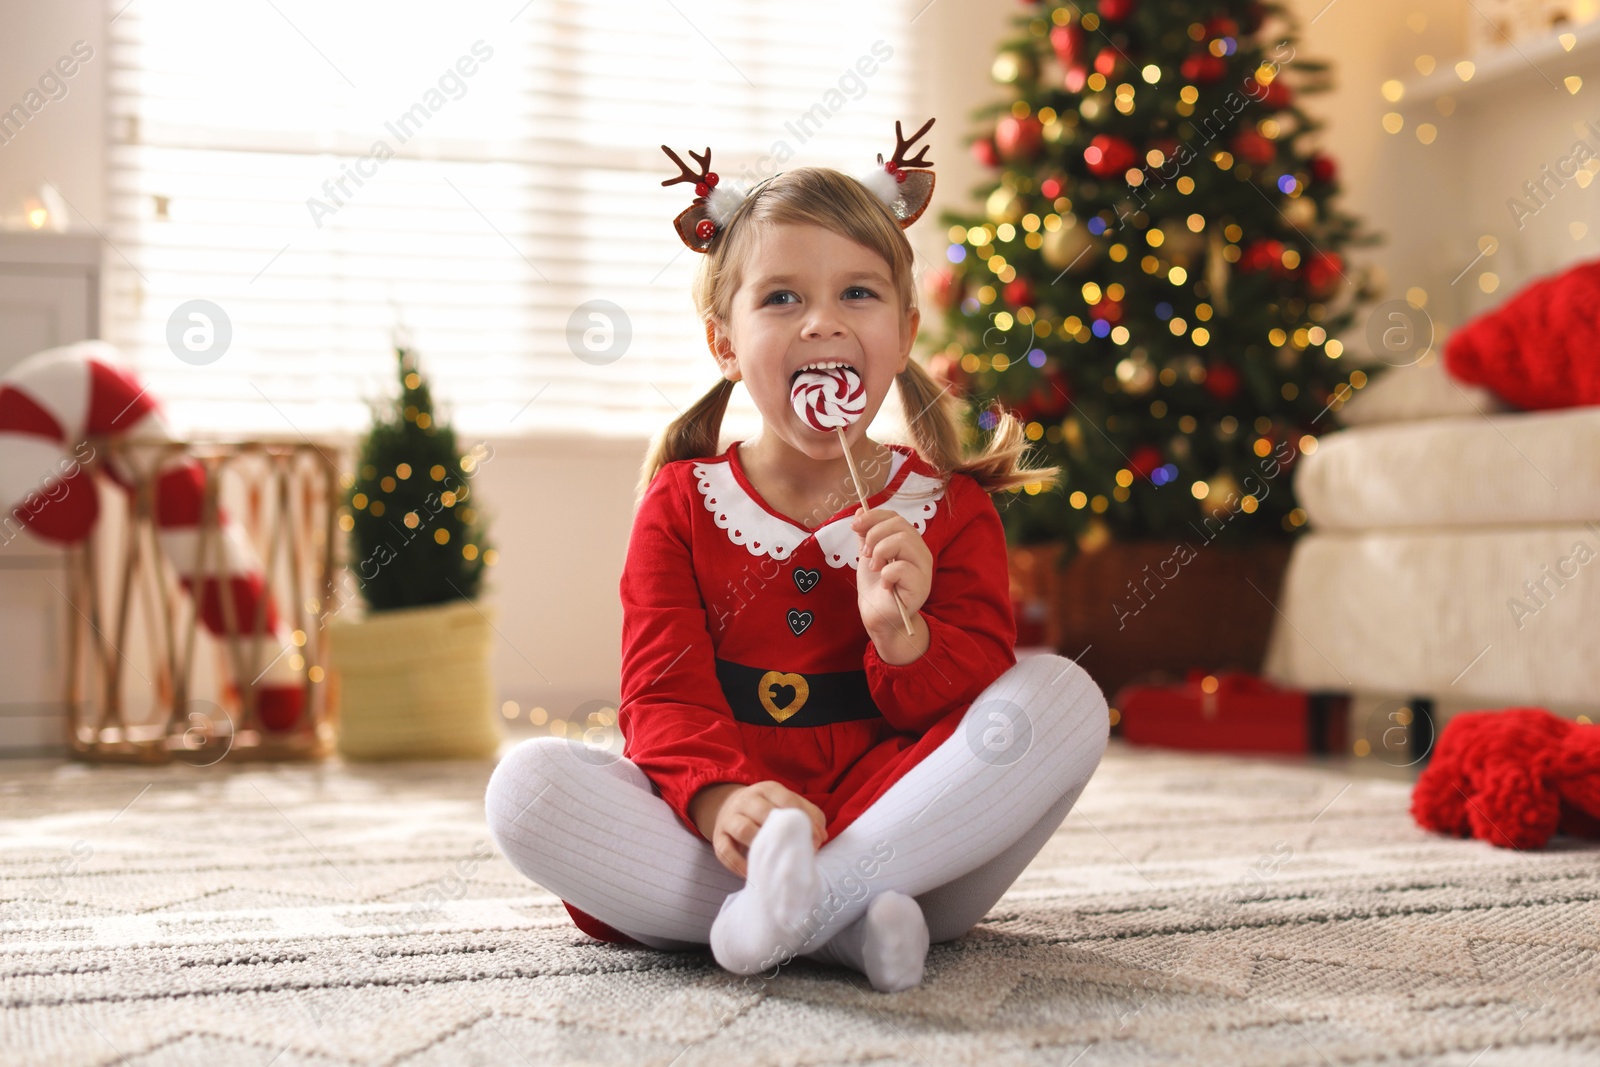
left=1400, top=18, right=1600, bottom=107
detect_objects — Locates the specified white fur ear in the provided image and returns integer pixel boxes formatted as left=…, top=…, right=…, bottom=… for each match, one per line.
left=705, top=182, right=748, bottom=226
left=860, top=166, right=900, bottom=210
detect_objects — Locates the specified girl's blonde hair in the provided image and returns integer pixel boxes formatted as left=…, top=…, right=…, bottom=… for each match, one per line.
left=636, top=166, right=1060, bottom=503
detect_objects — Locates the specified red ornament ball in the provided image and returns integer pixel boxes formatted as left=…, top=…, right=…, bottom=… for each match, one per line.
left=928, top=354, right=966, bottom=394
left=1304, top=251, right=1344, bottom=297
left=1084, top=133, right=1139, bottom=179
left=1244, top=74, right=1292, bottom=110
left=1310, top=152, right=1338, bottom=185
left=927, top=265, right=964, bottom=310
left=1129, top=444, right=1164, bottom=480
left=972, top=137, right=1001, bottom=168
left=1180, top=52, right=1228, bottom=84
left=1021, top=369, right=1072, bottom=423
left=1099, top=0, right=1136, bottom=21
left=1204, top=16, right=1239, bottom=38
left=1203, top=361, right=1242, bottom=401
left=996, top=115, right=1045, bottom=162
left=1050, top=24, right=1086, bottom=68
left=1232, top=128, right=1276, bottom=166
left=1238, top=239, right=1285, bottom=274
left=1088, top=297, right=1124, bottom=324
left=1003, top=277, right=1036, bottom=308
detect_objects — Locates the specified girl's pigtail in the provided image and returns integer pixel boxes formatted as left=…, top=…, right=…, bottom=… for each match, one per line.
left=897, top=357, right=1062, bottom=495
left=635, top=377, right=736, bottom=503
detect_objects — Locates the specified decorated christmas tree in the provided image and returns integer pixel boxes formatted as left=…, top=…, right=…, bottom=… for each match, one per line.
left=927, top=0, right=1381, bottom=559
left=345, top=343, right=494, bottom=611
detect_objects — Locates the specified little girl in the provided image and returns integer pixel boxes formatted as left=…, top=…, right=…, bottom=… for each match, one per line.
left=485, top=121, right=1109, bottom=993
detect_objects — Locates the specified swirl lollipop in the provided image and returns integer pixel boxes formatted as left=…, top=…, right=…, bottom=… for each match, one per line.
left=791, top=365, right=866, bottom=431
left=789, top=365, right=915, bottom=636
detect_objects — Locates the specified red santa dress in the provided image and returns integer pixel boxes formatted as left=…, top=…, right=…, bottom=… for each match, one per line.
left=562, top=439, right=1017, bottom=944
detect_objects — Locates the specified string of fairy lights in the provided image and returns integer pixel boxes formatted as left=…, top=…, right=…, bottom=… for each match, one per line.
left=1378, top=14, right=1597, bottom=304
left=931, top=5, right=1373, bottom=543
left=338, top=458, right=496, bottom=565
left=338, top=358, right=498, bottom=574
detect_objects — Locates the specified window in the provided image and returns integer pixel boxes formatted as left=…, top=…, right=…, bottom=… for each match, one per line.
left=104, top=0, right=920, bottom=440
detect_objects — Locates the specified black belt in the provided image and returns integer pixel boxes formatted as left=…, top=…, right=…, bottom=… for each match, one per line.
left=714, top=658, right=883, bottom=727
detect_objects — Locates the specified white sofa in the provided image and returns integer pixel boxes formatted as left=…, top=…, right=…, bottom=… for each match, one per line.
left=1260, top=354, right=1600, bottom=739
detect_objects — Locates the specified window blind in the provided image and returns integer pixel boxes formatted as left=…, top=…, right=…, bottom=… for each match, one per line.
left=103, top=0, right=920, bottom=441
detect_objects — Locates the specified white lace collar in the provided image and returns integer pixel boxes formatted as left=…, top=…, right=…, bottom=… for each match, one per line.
left=691, top=445, right=946, bottom=569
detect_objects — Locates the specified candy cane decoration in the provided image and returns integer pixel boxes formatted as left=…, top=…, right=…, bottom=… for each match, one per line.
left=0, top=341, right=305, bottom=731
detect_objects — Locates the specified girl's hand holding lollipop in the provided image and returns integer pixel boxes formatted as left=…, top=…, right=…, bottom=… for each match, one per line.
left=851, top=503, right=933, bottom=641
left=790, top=365, right=929, bottom=640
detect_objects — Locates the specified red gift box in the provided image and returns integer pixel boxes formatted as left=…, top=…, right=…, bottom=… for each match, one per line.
left=1114, top=669, right=1347, bottom=754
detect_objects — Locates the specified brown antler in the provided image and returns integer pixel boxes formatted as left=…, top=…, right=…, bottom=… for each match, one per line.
left=881, top=118, right=935, bottom=170
left=660, top=145, right=713, bottom=188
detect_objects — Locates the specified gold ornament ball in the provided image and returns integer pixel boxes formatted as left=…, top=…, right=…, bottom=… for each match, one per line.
left=1042, top=223, right=1097, bottom=270
left=1116, top=355, right=1156, bottom=395
left=991, top=50, right=1036, bottom=84
left=1283, top=196, right=1317, bottom=228
left=1202, top=470, right=1244, bottom=516
left=986, top=186, right=1023, bottom=224
left=1076, top=516, right=1112, bottom=554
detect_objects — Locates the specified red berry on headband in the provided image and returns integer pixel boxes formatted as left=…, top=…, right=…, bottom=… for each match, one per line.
left=695, top=181, right=709, bottom=197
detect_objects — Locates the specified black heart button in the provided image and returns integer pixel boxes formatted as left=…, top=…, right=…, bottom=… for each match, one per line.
left=787, top=609, right=813, bottom=636
left=793, top=568, right=820, bottom=594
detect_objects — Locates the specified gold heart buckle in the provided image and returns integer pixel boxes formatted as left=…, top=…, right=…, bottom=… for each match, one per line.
left=757, top=671, right=809, bottom=723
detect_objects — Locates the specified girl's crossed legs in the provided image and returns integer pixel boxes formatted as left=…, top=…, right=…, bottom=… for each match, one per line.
left=483, top=653, right=1108, bottom=985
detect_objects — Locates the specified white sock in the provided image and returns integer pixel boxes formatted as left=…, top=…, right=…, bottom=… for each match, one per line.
left=708, top=808, right=824, bottom=975
left=803, top=890, right=930, bottom=992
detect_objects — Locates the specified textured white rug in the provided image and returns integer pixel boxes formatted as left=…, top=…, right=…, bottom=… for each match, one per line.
left=1, top=741, right=1597, bottom=1066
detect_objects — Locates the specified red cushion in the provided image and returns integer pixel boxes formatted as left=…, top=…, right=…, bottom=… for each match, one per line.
left=1443, top=258, right=1600, bottom=410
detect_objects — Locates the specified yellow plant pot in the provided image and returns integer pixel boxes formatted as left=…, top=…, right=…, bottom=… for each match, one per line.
left=328, top=598, right=501, bottom=761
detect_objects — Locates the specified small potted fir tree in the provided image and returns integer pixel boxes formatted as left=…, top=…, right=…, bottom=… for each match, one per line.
left=328, top=342, right=501, bottom=760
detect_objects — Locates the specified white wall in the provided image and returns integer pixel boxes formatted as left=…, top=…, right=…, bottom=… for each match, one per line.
left=0, top=1, right=106, bottom=226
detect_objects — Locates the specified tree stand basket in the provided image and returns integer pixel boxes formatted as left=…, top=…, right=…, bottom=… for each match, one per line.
left=328, top=598, right=501, bottom=761
left=1010, top=538, right=1296, bottom=701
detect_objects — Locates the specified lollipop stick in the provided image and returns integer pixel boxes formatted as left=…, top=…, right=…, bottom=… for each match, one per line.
left=836, top=427, right=916, bottom=639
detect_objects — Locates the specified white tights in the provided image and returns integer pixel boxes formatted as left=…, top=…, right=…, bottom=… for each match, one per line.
left=484, top=653, right=1108, bottom=974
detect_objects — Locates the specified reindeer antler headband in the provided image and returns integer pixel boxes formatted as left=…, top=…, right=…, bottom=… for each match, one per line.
left=660, top=118, right=937, bottom=253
